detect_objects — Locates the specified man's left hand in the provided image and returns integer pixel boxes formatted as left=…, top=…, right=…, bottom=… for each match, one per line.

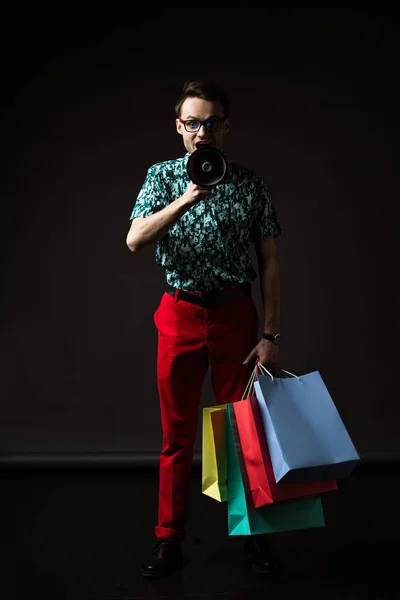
left=243, top=338, right=278, bottom=369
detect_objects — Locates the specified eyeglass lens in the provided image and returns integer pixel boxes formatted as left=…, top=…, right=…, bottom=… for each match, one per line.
left=185, top=120, right=221, bottom=132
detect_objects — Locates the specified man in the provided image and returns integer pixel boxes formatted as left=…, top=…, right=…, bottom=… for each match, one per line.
left=126, top=81, right=282, bottom=578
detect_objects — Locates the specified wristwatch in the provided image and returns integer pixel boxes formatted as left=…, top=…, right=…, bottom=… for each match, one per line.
left=262, top=332, right=282, bottom=345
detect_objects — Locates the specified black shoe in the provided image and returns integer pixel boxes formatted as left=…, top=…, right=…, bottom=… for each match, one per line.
left=141, top=537, right=183, bottom=578
left=245, top=535, right=280, bottom=576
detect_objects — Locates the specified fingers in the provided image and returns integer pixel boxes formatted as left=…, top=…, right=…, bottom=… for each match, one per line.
left=197, top=186, right=212, bottom=196
left=243, top=349, right=256, bottom=365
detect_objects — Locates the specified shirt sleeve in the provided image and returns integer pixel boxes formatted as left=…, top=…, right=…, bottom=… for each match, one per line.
left=250, top=179, right=282, bottom=242
left=129, top=166, right=169, bottom=221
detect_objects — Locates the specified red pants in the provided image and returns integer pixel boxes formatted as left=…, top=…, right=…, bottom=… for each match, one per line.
left=153, top=288, right=258, bottom=540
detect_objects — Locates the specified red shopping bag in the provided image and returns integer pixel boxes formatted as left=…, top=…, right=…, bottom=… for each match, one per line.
left=233, top=393, right=338, bottom=508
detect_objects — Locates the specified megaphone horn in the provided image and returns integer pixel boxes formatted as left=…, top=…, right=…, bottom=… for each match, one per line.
left=187, top=145, right=228, bottom=188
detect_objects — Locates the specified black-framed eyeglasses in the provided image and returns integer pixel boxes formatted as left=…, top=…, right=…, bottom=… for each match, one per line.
left=179, top=118, right=225, bottom=133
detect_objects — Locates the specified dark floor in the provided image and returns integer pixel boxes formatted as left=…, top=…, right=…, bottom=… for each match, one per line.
left=1, top=463, right=399, bottom=600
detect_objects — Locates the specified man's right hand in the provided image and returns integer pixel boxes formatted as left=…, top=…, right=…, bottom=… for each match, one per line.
left=127, top=182, right=211, bottom=253
left=182, top=182, right=212, bottom=206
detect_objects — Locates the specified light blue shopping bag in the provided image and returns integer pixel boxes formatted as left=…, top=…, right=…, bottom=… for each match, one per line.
left=254, top=368, right=360, bottom=484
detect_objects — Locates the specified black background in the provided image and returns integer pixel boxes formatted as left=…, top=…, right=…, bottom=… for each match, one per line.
left=1, top=4, right=398, bottom=463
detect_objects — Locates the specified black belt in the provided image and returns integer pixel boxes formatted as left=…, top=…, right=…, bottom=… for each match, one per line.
left=166, top=283, right=251, bottom=308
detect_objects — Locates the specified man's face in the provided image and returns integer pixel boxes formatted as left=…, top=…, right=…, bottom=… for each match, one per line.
left=176, top=97, right=229, bottom=154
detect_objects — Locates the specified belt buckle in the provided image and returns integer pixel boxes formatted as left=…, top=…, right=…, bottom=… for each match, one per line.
left=199, top=293, right=209, bottom=308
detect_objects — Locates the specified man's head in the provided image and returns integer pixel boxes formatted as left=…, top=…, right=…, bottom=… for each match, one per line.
left=175, top=80, right=230, bottom=154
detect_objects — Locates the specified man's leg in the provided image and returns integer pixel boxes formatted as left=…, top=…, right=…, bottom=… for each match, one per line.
left=154, top=293, right=209, bottom=540
left=206, top=293, right=280, bottom=577
left=142, top=293, right=208, bottom=578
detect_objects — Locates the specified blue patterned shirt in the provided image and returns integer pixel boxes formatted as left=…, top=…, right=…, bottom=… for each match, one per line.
left=130, top=153, right=282, bottom=293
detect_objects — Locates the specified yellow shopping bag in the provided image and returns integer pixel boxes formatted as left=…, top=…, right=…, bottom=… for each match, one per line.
left=202, top=404, right=227, bottom=502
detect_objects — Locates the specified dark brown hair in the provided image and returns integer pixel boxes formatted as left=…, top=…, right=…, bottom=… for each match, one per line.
left=175, top=80, right=230, bottom=118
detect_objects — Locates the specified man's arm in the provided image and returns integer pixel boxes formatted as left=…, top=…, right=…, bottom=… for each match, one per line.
left=243, top=235, right=280, bottom=367
left=254, top=236, right=281, bottom=333
left=127, top=197, right=190, bottom=253
left=126, top=182, right=211, bottom=253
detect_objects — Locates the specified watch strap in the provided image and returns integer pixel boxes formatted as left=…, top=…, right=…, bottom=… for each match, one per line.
left=262, top=332, right=282, bottom=344
left=262, top=333, right=275, bottom=342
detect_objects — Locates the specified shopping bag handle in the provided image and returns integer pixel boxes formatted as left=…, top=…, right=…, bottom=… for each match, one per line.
left=240, top=365, right=258, bottom=400
left=240, top=363, right=300, bottom=400
left=257, top=363, right=300, bottom=381
left=256, top=361, right=274, bottom=381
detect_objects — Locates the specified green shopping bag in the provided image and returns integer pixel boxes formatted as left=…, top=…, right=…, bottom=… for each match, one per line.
left=226, top=403, right=326, bottom=536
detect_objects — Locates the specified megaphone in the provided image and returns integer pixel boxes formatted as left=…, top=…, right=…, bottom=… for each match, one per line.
left=187, top=144, right=228, bottom=188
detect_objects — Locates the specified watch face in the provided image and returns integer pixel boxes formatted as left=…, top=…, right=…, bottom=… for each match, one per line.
left=274, top=334, right=282, bottom=345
